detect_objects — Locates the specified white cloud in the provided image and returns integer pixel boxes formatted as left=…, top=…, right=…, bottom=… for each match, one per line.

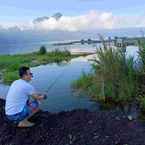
left=1, top=10, right=145, bottom=32
left=33, top=10, right=115, bottom=31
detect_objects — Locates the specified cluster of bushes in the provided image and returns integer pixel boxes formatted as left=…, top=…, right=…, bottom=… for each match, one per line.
left=73, top=38, right=145, bottom=112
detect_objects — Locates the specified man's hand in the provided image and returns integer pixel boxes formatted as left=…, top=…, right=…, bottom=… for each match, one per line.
left=31, top=93, right=47, bottom=101
left=36, top=95, right=45, bottom=100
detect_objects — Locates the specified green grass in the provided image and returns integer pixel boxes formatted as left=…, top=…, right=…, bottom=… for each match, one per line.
left=72, top=73, right=94, bottom=90
left=0, top=50, right=83, bottom=84
left=72, top=73, right=106, bottom=102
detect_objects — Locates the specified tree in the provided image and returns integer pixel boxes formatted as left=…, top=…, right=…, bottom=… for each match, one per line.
left=39, top=46, right=47, bottom=55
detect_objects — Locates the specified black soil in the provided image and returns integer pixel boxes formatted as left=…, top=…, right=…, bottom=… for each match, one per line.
left=1, top=99, right=145, bottom=145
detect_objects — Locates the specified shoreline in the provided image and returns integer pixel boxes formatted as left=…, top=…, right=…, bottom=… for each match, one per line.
left=0, top=50, right=93, bottom=85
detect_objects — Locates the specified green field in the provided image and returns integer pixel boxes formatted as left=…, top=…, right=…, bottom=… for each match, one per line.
left=0, top=49, right=83, bottom=84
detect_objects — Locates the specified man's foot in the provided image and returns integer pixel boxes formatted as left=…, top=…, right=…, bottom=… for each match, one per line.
left=17, top=120, right=35, bottom=128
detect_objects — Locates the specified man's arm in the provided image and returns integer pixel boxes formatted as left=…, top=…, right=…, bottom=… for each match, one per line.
left=27, top=84, right=47, bottom=100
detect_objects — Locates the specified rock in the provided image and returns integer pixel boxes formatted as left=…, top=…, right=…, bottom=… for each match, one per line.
left=68, top=134, right=73, bottom=144
left=115, top=116, right=120, bottom=120
left=128, top=115, right=133, bottom=121
left=93, top=135, right=99, bottom=139
left=88, top=120, right=93, bottom=124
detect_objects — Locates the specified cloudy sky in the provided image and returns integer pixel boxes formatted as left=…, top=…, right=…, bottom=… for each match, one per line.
left=0, top=0, right=145, bottom=31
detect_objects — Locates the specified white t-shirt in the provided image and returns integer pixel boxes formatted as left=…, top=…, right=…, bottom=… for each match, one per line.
left=5, top=79, right=36, bottom=115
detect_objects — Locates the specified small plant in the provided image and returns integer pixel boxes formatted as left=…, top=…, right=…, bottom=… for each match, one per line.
left=39, top=46, right=47, bottom=55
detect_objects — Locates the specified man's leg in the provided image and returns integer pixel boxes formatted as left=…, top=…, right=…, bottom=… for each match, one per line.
left=17, top=100, right=40, bottom=128
left=17, top=110, right=40, bottom=127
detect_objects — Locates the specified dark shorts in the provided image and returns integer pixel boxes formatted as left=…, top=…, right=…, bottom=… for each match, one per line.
left=6, top=100, right=39, bottom=123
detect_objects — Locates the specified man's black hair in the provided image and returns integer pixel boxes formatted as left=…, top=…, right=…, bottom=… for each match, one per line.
left=19, top=66, right=30, bottom=78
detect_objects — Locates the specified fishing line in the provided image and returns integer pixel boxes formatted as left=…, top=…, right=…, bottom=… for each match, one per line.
left=45, top=67, right=67, bottom=94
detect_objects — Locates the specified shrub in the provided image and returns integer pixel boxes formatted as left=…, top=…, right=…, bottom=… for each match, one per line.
left=39, top=46, right=47, bottom=55
left=74, top=38, right=138, bottom=104
left=93, top=45, right=137, bottom=103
